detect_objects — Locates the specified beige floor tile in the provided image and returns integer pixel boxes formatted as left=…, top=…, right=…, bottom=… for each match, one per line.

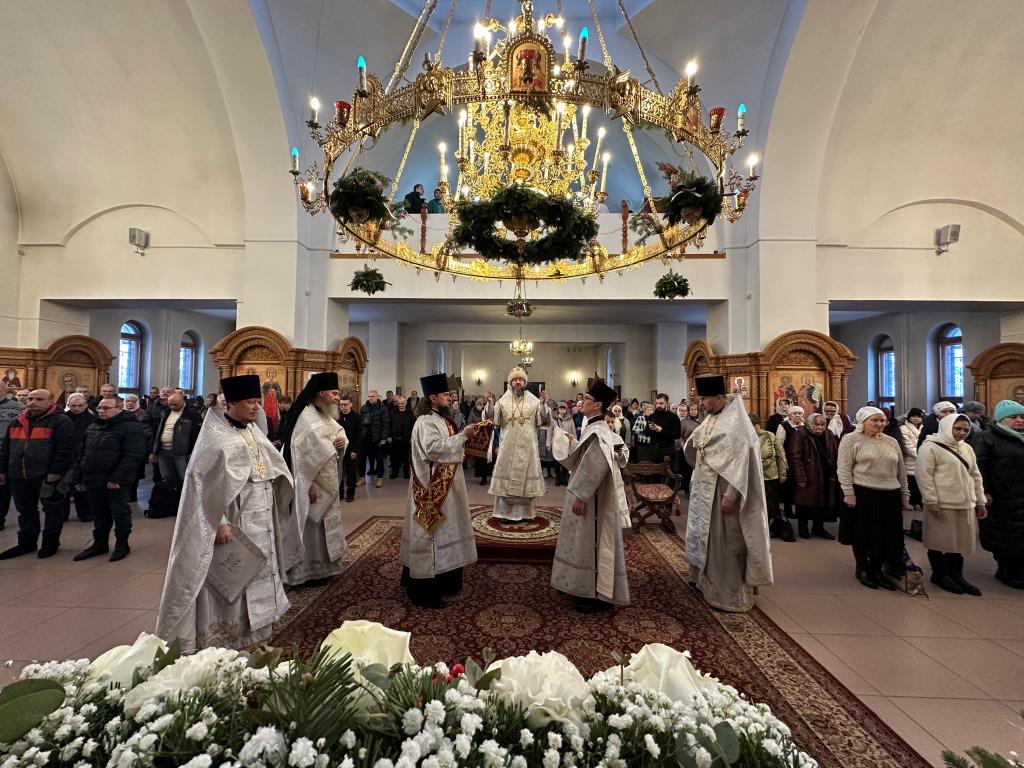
left=0, top=604, right=68, bottom=640
left=753, top=594, right=803, bottom=633
left=855, top=695, right=948, bottom=767
left=13, top=570, right=132, bottom=607
left=0, top=606, right=149, bottom=661
left=837, top=593, right=980, bottom=638
left=0, top=567, right=79, bottom=599
left=767, top=592, right=892, bottom=635
left=890, top=697, right=1024, bottom=759
left=80, top=573, right=166, bottom=609
left=73, top=611, right=159, bottom=660
left=904, top=637, right=1024, bottom=700
left=788, top=633, right=880, bottom=695
left=995, top=639, right=1024, bottom=658
left=992, top=597, right=1024, bottom=617
left=822, top=635, right=989, bottom=698
left=923, top=598, right=1024, bottom=640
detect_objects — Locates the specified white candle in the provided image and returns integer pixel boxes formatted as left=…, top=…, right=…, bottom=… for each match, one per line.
left=563, top=35, right=571, bottom=65
left=483, top=151, right=490, bottom=175
left=458, top=110, right=467, bottom=157
left=591, top=126, right=605, bottom=171
left=438, top=142, right=447, bottom=179
left=600, top=152, right=610, bottom=192
left=309, top=97, right=320, bottom=124
left=580, top=104, right=590, bottom=143
left=747, top=153, right=758, bottom=178
left=555, top=102, right=566, bottom=151
left=737, top=103, right=747, bottom=133
left=357, top=55, right=367, bottom=93
left=290, top=147, right=299, bottom=173
left=685, top=60, right=697, bottom=88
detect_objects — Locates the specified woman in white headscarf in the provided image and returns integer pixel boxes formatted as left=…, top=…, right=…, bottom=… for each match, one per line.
left=916, top=413, right=987, bottom=595
left=837, top=406, right=912, bottom=590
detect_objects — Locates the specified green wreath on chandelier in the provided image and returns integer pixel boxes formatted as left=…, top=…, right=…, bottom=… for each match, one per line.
left=448, top=186, right=599, bottom=265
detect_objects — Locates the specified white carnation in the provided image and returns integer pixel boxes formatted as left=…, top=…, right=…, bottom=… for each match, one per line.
left=402, top=708, right=424, bottom=735
left=288, top=737, right=317, bottom=768
left=186, top=722, right=209, bottom=741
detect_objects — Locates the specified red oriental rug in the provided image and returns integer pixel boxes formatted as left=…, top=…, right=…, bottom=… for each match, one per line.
left=273, top=517, right=930, bottom=768
left=470, top=503, right=561, bottom=562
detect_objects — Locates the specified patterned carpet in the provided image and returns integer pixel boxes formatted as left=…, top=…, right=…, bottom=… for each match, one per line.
left=470, top=503, right=561, bottom=561
left=273, top=516, right=930, bottom=768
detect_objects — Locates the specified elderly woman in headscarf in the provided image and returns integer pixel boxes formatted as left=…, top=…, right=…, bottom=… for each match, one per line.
left=823, top=401, right=853, bottom=437
left=916, top=413, right=986, bottom=595
left=974, top=399, right=1024, bottom=589
left=917, top=400, right=959, bottom=447
left=900, top=407, right=926, bottom=509
left=837, top=406, right=912, bottom=590
left=790, top=412, right=840, bottom=540
left=776, top=404, right=805, bottom=519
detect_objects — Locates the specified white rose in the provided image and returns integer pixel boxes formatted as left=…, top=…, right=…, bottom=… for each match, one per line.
left=619, top=644, right=708, bottom=709
left=87, top=633, right=167, bottom=688
left=122, top=648, right=240, bottom=716
left=320, top=621, right=414, bottom=668
left=487, top=651, right=590, bottom=729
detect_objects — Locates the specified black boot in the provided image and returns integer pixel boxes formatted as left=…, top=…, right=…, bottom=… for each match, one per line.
left=798, top=520, right=810, bottom=539
left=38, top=533, right=60, bottom=559
left=948, top=554, right=981, bottom=596
left=812, top=525, right=835, bottom=540
left=109, top=537, right=131, bottom=562
left=995, top=567, right=1024, bottom=589
left=0, top=541, right=37, bottom=560
left=74, top=538, right=109, bottom=561
left=928, top=549, right=962, bottom=593
left=856, top=560, right=878, bottom=589
left=874, top=568, right=898, bottom=590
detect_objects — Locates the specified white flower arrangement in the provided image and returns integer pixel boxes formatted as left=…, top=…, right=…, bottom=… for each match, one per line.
left=0, top=622, right=817, bottom=768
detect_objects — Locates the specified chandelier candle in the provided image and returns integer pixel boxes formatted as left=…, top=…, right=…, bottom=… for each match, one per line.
left=737, top=103, right=747, bottom=133
left=309, top=97, right=320, bottom=125
left=578, top=26, right=589, bottom=62
left=600, top=152, right=610, bottom=193
left=563, top=34, right=571, bottom=65
left=356, top=55, right=367, bottom=94
left=591, top=126, right=605, bottom=172
left=686, top=60, right=697, bottom=88
left=290, top=146, right=299, bottom=174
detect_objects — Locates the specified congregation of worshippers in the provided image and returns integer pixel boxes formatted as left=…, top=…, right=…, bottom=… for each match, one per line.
left=1, top=367, right=1022, bottom=651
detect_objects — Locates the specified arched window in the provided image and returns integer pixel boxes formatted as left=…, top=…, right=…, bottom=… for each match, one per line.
left=874, top=335, right=895, bottom=409
left=118, top=322, right=144, bottom=395
left=938, top=324, right=964, bottom=405
left=179, top=331, right=199, bottom=395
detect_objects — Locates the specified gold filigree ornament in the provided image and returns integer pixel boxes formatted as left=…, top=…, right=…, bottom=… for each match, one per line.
left=292, top=0, right=759, bottom=282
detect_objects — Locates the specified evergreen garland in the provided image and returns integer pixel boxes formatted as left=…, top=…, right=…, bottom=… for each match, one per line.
left=329, top=167, right=392, bottom=225
left=349, top=264, right=391, bottom=295
left=653, top=270, right=691, bottom=299
left=448, top=186, right=599, bottom=265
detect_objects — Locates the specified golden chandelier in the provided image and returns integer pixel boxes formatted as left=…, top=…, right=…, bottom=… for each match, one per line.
left=291, top=0, right=757, bottom=282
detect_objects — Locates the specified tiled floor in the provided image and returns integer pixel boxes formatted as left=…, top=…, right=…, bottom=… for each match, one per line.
left=1, top=477, right=1023, bottom=765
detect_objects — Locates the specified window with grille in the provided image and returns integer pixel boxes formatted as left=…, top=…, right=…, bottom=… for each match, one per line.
left=875, top=335, right=895, bottom=409
left=938, top=324, right=964, bottom=405
left=118, top=322, right=143, bottom=394
left=179, top=331, right=199, bottom=395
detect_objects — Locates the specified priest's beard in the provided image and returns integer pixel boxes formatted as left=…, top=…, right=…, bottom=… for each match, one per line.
left=316, top=402, right=341, bottom=420
left=511, top=386, right=524, bottom=398
left=433, top=404, right=454, bottom=420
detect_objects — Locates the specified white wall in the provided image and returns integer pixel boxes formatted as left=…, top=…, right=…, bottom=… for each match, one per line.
left=831, top=311, right=1001, bottom=415
left=0, top=155, right=20, bottom=345
left=88, top=309, right=235, bottom=395
left=459, top=342, right=600, bottom=402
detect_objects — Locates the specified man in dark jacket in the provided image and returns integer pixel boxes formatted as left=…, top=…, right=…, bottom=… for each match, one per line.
left=643, top=393, right=682, bottom=465
left=337, top=394, right=361, bottom=502
left=0, top=393, right=25, bottom=530
left=387, top=396, right=416, bottom=479
left=63, top=393, right=97, bottom=523
left=72, top=397, right=146, bottom=562
left=0, top=389, right=75, bottom=558
left=359, top=390, right=390, bottom=488
left=150, top=393, right=201, bottom=488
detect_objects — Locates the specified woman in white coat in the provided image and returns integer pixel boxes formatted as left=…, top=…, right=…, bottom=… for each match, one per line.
left=916, top=413, right=987, bottom=595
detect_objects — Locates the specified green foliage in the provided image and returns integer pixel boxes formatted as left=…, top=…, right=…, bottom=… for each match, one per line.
left=329, top=167, right=392, bottom=225
left=628, top=212, right=663, bottom=244
left=449, top=185, right=599, bottom=265
left=349, top=264, right=391, bottom=295
left=654, top=270, right=691, bottom=299
left=664, top=171, right=724, bottom=226
left=942, top=747, right=1023, bottom=768
left=0, top=679, right=66, bottom=743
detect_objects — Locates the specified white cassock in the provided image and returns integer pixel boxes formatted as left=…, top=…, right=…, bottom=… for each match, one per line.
left=156, top=409, right=302, bottom=652
left=551, top=421, right=631, bottom=605
left=284, top=405, right=348, bottom=585
left=400, top=411, right=477, bottom=578
left=488, top=390, right=552, bottom=521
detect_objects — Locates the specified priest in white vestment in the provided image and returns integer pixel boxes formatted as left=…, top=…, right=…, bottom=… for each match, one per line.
left=400, top=373, right=479, bottom=609
left=279, top=371, right=349, bottom=586
left=488, top=367, right=552, bottom=522
left=156, top=375, right=302, bottom=652
left=683, top=374, right=773, bottom=612
left=551, top=379, right=631, bottom=612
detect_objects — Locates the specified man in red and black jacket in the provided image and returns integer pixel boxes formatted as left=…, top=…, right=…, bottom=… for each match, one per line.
left=0, top=389, right=75, bottom=559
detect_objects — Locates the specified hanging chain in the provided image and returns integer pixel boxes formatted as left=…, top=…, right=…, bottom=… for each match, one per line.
left=388, top=118, right=422, bottom=203
left=617, top=0, right=662, bottom=95
left=484, top=0, right=492, bottom=20
left=585, top=0, right=613, bottom=67
left=622, top=121, right=658, bottom=216
left=434, top=0, right=459, bottom=63
left=386, top=0, right=437, bottom=94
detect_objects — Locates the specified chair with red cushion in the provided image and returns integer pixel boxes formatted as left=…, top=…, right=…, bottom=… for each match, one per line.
left=624, top=458, right=680, bottom=534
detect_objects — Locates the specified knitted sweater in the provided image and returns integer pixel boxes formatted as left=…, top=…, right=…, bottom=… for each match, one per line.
left=837, top=431, right=909, bottom=498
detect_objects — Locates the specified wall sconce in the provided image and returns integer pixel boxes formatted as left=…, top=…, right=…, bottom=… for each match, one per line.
left=570, top=376, right=578, bottom=388
left=474, top=369, right=485, bottom=387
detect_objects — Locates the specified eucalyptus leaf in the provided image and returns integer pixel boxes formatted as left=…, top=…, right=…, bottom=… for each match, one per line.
left=712, top=721, right=740, bottom=764
left=360, top=663, right=392, bottom=691
left=0, top=680, right=66, bottom=743
left=464, top=657, right=484, bottom=687
left=247, top=646, right=283, bottom=671
left=473, top=667, right=501, bottom=692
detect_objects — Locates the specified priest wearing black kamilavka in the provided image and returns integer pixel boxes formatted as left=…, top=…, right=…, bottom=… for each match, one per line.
left=551, top=379, right=631, bottom=613
left=279, top=371, right=349, bottom=587
left=400, top=373, right=479, bottom=608
left=156, top=375, right=301, bottom=652
left=684, top=374, right=773, bottom=612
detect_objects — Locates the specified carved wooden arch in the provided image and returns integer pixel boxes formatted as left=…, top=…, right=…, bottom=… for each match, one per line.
left=43, top=335, right=115, bottom=370
left=967, top=342, right=1024, bottom=406
left=210, top=326, right=292, bottom=372
left=336, top=336, right=368, bottom=405
left=761, top=330, right=855, bottom=372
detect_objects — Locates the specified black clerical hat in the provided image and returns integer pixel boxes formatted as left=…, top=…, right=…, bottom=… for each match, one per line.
left=221, top=374, right=261, bottom=402
left=587, top=379, right=617, bottom=410
left=420, top=373, right=450, bottom=396
left=308, top=371, right=339, bottom=391
left=694, top=374, right=726, bottom=397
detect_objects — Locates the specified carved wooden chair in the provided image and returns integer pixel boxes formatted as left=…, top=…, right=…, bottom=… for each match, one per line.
left=623, top=458, right=680, bottom=534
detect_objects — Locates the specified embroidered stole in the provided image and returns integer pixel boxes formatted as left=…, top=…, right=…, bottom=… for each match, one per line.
left=412, top=417, right=459, bottom=533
